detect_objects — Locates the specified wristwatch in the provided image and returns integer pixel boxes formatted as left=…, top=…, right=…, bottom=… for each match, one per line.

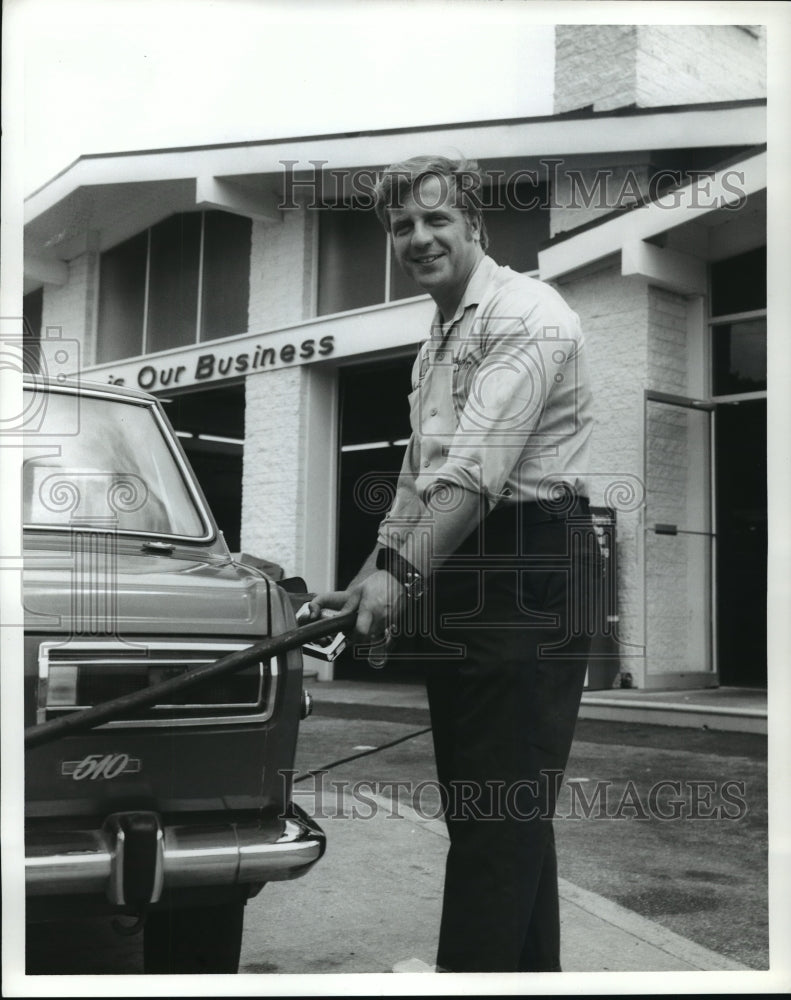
left=376, top=547, right=424, bottom=601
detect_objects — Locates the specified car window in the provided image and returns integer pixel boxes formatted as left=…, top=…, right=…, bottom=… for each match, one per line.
left=22, top=389, right=208, bottom=538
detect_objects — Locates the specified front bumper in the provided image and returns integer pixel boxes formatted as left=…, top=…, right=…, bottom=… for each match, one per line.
left=26, top=805, right=325, bottom=905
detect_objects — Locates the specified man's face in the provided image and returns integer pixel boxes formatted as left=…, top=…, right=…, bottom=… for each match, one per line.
left=388, top=174, right=482, bottom=311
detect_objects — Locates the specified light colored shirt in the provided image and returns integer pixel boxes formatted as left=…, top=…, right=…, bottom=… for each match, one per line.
left=377, top=255, right=593, bottom=553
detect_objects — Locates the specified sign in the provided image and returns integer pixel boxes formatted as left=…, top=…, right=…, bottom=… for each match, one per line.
left=82, top=297, right=434, bottom=393
left=99, top=335, right=334, bottom=393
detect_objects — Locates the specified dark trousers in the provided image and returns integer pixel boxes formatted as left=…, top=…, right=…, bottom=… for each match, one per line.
left=415, top=499, right=599, bottom=972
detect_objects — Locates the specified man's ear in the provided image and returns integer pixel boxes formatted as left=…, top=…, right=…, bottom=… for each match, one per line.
left=466, top=215, right=481, bottom=242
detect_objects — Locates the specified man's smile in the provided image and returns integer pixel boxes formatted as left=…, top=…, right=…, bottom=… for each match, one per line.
left=388, top=173, right=484, bottom=317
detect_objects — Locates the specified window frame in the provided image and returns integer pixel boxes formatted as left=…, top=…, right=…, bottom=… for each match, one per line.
left=98, top=210, right=251, bottom=363
left=707, top=253, right=767, bottom=404
left=316, top=185, right=549, bottom=318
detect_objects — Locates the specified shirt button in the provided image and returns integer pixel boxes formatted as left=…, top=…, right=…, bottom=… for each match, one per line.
left=430, top=407, right=438, bottom=417
left=423, top=460, right=430, bottom=468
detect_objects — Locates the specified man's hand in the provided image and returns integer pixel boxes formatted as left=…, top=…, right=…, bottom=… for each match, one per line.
left=300, top=569, right=404, bottom=644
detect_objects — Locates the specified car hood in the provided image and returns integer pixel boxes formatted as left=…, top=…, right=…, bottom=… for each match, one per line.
left=23, top=542, right=272, bottom=636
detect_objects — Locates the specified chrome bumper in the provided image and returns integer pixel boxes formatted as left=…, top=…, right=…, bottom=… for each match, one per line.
left=26, top=806, right=325, bottom=904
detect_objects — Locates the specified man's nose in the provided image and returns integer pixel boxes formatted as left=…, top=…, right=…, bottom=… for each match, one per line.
left=411, top=221, right=433, bottom=248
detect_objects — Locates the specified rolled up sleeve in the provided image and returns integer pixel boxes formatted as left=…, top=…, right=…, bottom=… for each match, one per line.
left=376, top=434, right=425, bottom=549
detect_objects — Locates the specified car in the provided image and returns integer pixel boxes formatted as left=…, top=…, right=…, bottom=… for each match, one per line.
left=21, top=373, right=325, bottom=973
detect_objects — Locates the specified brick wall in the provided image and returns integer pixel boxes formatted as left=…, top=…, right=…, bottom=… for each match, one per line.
left=558, top=265, right=648, bottom=484
left=554, top=24, right=765, bottom=114
left=636, top=25, right=766, bottom=108
left=556, top=270, right=712, bottom=682
left=241, top=364, right=307, bottom=574
left=647, top=285, right=689, bottom=396
left=40, top=251, right=99, bottom=371
left=555, top=264, right=649, bottom=682
left=554, top=25, right=638, bottom=114
left=248, top=203, right=312, bottom=332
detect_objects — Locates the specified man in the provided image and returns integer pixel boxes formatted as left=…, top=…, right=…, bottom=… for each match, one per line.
left=304, top=155, right=598, bottom=973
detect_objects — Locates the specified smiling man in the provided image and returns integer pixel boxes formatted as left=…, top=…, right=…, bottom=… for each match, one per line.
left=305, top=155, right=598, bottom=973
left=388, top=170, right=484, bottom=319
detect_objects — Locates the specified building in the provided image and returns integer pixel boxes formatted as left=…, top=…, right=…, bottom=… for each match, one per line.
left=23, top=24, right=767, bottom=689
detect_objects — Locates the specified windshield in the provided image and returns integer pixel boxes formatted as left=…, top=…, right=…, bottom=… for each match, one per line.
left=23, top=389, right=209, bottom=539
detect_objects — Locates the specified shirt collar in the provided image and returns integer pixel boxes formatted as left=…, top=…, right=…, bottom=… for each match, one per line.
left=432, top=255, right=498, bottom=336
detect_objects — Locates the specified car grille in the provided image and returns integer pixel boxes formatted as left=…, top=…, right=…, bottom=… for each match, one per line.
left=37, top=641, right=277, bottom=727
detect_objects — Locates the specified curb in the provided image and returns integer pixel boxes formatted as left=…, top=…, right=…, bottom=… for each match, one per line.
left=308, top=681, right=767, bottom=735
left=556, top=878, right=751, bottom=972
left=366, top=792, right=750, bottom=974
left=577, top=700, right=766, bottom=734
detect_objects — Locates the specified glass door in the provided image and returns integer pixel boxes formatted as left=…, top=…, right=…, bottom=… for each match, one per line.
left=644, top=392, right=714, bottom=678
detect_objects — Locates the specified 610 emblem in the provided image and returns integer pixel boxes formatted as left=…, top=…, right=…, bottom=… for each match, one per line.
left=61, top=753, right=141, bottom=781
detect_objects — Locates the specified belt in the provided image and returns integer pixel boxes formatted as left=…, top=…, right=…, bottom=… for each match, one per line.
left=494, top=486, right=591, bottom=525
left=456, top=492, right=592, bottom=557
left=511, top=495, right=591, bottom=526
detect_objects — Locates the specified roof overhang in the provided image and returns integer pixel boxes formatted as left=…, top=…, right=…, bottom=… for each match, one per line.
left=24, top=100, right=766, bottom=274
left=537, top=149, right=766, bottom=292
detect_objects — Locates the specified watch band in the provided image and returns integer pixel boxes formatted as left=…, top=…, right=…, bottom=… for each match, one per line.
left=376, top=547, right=424, bottom=601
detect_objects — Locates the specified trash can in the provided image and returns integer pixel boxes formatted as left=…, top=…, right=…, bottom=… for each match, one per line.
left=585, top=506, right=621, bottom=690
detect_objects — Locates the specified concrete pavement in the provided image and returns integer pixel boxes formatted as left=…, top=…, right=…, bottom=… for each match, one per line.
left=18, top=676, right=775, bottom=992
left=239, top=783, right=752, bottom=982
left=301, top=673, right=768, bottom=733
left=237, top=676, right=765, bottom=980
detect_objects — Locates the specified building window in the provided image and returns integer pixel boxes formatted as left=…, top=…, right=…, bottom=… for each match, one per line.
left=709, top=245, right=767, bottom=687
left=711, top=317, right=766, bottom=395
left=316, top=183, right=548, bottom=317
left=710, top=246, right=765, bottom=317
left=97, top=211, right=251, bottom=363
left=97, top=232, right=148, bottom=364
left=709, top=246, right=766, bottom=396
left=317, top=207, right=387, bottom=315
left=200, top=211, right=251, bottom=342
left=146, top=214, right=202, bottom=353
